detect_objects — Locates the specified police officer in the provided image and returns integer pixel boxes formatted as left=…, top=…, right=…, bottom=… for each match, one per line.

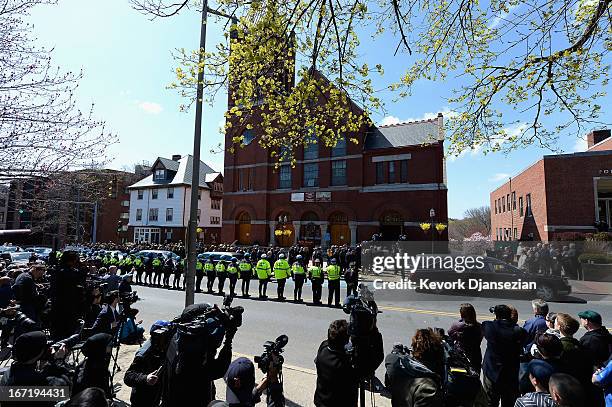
left=204, top=257, right=215, bottom=293
left=273, top=253, right=290, bottom=301
left=163, top=254, right=174, bottom=288
left=239, top=253, right=253, bottom=297
left=227, top=258, right=239, bottom=297
left=326, top=258, right=341, bottom=307
left=144, top=256, right=153, bottom=286
left=309, top=259, right=324, bottom=305
left=344, top=261, right=359, bottom=297
left=152, top=254, right=163, bottom=287
left=256, top=254, right=272, bottom=299
left=173, top=257, right=184, bottom=290
left=216, top=259, right=227, bottom=295
left=134, top=255, right=144, bottom=285
left=123, top=254, right=134, bottom=275
left=291, top=255, right=306, bottom=302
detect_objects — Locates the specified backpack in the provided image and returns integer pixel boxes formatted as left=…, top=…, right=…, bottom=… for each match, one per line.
left=443, top=340, right=482, bottom=405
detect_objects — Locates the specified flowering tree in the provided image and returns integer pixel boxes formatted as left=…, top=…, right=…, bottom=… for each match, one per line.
left=0, top=0, right=115, bottom=180
left=133, top=0, right=610, bottom=161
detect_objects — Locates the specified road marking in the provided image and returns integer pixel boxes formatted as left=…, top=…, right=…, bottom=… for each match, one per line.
left=233, top=351, right=317, bottom=375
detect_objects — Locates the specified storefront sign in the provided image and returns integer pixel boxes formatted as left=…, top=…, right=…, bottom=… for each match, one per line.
left=291, top=192, right=304, bottom=202
left=599, top=169, right=612, bottom=176
left=316, top=191, right=331, bottom=202
left=305, top=192, right=316, bottom=202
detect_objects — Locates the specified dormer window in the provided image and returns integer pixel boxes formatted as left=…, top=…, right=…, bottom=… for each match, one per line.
left=154, top=169, right=165, bottom=181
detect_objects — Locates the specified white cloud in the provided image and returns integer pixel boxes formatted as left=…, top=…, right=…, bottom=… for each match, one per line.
left=379, top=107, right=456, bottom=126
left=488, top=4, right=520, bottom=29
left=138, top=101, right=163, bottom=115
left=380, top=116, right=400, bottom=126
left=489, top=173, right=511, bottom=182
left=573, top=136, right=587, bottom=152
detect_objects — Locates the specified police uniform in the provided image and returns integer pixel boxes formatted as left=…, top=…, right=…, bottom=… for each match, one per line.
left=227, top=260, right=238, bottom=297
left=326, top=262, right=341, bottom=306
left=215, top=261, right=227, bottom=294
left=256, top=257, right=272, bottom=298
left=163, top=256, right=174, bottom=287
left=204, top=259, right=215, bottom=293
left=144, top=257, right=153, bottom=285
left=152, top=256, right=163, bottom=286
left=239, top=258, right=253, bottom=297
left=309, top=263, right=324, bottom=305
left=273, top=257, right=290, bottom=301
left=291, top=261, right=306, bottom=302
left=134, top=256, right=144, bottom=284
left=174, top=258, right=185, bottom=289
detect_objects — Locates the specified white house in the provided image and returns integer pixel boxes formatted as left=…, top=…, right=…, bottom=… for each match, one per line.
left=127, top=155, right=223, bottom=243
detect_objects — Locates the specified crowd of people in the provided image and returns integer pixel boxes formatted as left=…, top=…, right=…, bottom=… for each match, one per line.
left=0, top=242, right=610, bottom=407
left=490, top=243, right=581, bottom=279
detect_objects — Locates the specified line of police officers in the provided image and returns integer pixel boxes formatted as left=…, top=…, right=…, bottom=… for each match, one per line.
left=96, top=251, right=356, bottom=307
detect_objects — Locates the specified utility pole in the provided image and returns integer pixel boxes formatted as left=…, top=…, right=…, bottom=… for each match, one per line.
left=184, top=3, right=239, bottom=307
left=185, top=0, right=209, bottom=307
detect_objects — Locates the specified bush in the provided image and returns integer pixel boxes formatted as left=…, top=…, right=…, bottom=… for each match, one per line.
left=554, top=232, right=587, bottom=241
left=588, top=232, right=612, bottom=242
left=578, top=253, right=612, bottom=264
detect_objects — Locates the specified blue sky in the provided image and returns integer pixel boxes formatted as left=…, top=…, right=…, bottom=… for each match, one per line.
left=27, top=0, right=610, bottom=219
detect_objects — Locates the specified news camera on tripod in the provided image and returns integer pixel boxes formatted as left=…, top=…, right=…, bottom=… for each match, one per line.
left=314, top=284, right=384, bottom=407
left=158, top=295, right=244, bottom=407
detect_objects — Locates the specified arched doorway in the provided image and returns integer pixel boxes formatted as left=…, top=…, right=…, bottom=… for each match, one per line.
left=300, top=211, right=321, bottom=246
left=236, top=212, right=251, bottom=245
left=274, top=212, right=294, bottom=247
left=380, top=211, right=403, bottom=240
left=329, top=212, right=349, bottom=246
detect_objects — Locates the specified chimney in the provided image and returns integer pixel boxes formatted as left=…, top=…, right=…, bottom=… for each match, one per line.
left=171, top=154, right=182, bottom=161
left=587, top=129, right=611, bottom=149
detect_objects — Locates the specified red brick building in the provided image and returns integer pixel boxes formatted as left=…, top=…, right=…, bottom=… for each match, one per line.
left=221, top=114, right=448, bottom=247
left=490, top=129, right=612, bottom=241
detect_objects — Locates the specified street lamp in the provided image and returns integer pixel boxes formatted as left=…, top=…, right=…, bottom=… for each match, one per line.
left=429, top=208, right=435, bottom=254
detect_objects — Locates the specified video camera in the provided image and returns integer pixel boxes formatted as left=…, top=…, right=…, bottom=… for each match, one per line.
left=254, top=334, right=288, bottom=374
left=120, top=291, right=139, bottom=306
left=343, top=284, right=378, bottom=338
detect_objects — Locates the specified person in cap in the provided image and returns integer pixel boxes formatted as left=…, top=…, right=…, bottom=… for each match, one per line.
left=204, top=257, right=215, bottom=293
left=0, top=331, right=71, bottom=405
left=73, top=333, right=114, bottom=398
left=256, top=254, right=272, bottom=299
left=325, top=258, right=341, bottom=307
left=308, top=258, right=324, bottom=305
left=162, top=253, right=174, bottom=288
left=239, top=253, right=253, bottom=297
left=124, top=320, right=172, bottom=407
left=208, top=356, right=285, bottom=407
left=514, top=359, right=557, bottom=407
left=227, top=257, right=239, bottom=297
left=481, top=305, right=527, bottom=407
left=118, top=272, right=133, bottom=295
left=578, top=310, right=611, bottom=367
left=273, top=253, right=290, bottom=301
left=291, top=254, right=306, bottom=302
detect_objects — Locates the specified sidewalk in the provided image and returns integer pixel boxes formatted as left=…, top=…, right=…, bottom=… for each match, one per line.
left=569, top=279, right=612, bottom=295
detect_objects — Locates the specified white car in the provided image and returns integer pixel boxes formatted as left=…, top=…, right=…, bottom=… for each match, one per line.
left=10, top=252, right=35, bottom=264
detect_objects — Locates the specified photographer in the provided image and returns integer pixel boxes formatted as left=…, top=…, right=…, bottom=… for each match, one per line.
left=209, top=356, right=285, bottom=407
left=83, top=285, right=103, bottom=328
left=91, top=290, right=121, bottom=336
left=482, top=304, right=526, bottom=407
left=72, top=333, right=114, bottom=399
left=0, top=331, right=72, bottom=407
left=384, top=328, right=444, bottom=407
left=314, top=318, right=383, bottom=407
left=161, top=302, right=240, bottom=407
left=119, top=273, right=133, bottom=295
left=12, top=263, right=46, bottom=324
left=49, top=251, right=87, bottom=341
left=124, top=320, right=172, bottom=407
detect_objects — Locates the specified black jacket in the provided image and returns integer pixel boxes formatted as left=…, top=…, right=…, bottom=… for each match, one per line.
left=482, top=319, right=525, bottom=383
left=314, top=330, right=384, bottom=407
left=91, top=304, right=119, bottom=335
left=448, top=320, right=483, bottom=372
left=580, top=327, right=612, bottom=367
left=0, top=362, right=72, bottom=407
left=124, top=340, right=164, bottom=407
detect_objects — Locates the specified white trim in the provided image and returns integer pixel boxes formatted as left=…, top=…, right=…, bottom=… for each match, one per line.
left=544, top=225, right=596, bottom=232
left=371, top=153, right=412, bottom=162
left=224, top=183, right=447, bottom=195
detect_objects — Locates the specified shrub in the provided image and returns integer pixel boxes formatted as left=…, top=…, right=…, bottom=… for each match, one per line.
left=588, top=232, right=612, bottom=242
left=578, top=253, right=612, bottom=264
left=554, top=232, right=586, bottom=241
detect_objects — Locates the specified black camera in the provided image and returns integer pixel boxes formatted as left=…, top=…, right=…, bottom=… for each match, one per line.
left=391, top=342, right=411, bottom=356
left=120, top=291, right=139, bottom=305
left=254, top=334, right=288, bottom=373
left=343, top=284, right=378, bottom=338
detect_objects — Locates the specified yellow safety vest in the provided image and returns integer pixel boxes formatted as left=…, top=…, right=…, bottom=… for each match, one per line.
left=309, top=266, right=322, bottom=279
left=215, top=263, right=226, bottom=273
left=205, top=262, right=214, bottom=271
left=256, top=259, right=271, bottom=280
left=273, top=259, right=290, bottom=279
left=239, top=262, right=252, bottom=272
left=291, top=263, right=305, bottom=275
left=227, top=265, right=238, bottom=274
left=326, top=264, right=341, bottom=280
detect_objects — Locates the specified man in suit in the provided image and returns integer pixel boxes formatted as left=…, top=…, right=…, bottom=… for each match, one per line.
left=91, top=290, right=121, bottom=336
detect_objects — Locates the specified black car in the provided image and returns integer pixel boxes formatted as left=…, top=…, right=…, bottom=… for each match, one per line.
left=197, top=251, right=244, bottom=263
left=410, top=256, right=571, bottom=301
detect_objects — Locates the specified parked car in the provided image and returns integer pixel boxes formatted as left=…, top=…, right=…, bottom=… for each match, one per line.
left=411, top=256, right=571, bottom=301
left=0, top=245, right=23, bottom=253
left=135, top=250, right=180, bottom=262
left=197, top=251, right=244, bottom=263
left=25, top=247, right=52, bottom=261
left=9, top=252, right=35, bottom=265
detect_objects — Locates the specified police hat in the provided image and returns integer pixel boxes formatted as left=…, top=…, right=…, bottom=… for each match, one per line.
left=278, top=253, right=285, bottom=259
left=225, top=357, right=256, bottom=404
left=330, top=258, right=337, bottom=264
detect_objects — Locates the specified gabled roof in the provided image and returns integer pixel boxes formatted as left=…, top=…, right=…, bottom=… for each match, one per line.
left=129, top=155, right=219, bottom=189
left=365, top=117, right=443, bottom=150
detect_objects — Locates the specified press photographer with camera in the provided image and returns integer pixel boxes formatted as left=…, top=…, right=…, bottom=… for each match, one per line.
left=124, top=320, right=172, bottom=407
left=208, top=355, right=285, bottom=407
left=72, top=333, right=114, bottom=399
left=11, top=263, right=47, bottom=325
left=160, top=298, right=244, bottom=406
left=0, top=331, right=72, bottom=407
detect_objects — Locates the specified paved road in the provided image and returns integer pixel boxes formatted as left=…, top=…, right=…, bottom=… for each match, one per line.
left=132, top=280, right=611, bottom=375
